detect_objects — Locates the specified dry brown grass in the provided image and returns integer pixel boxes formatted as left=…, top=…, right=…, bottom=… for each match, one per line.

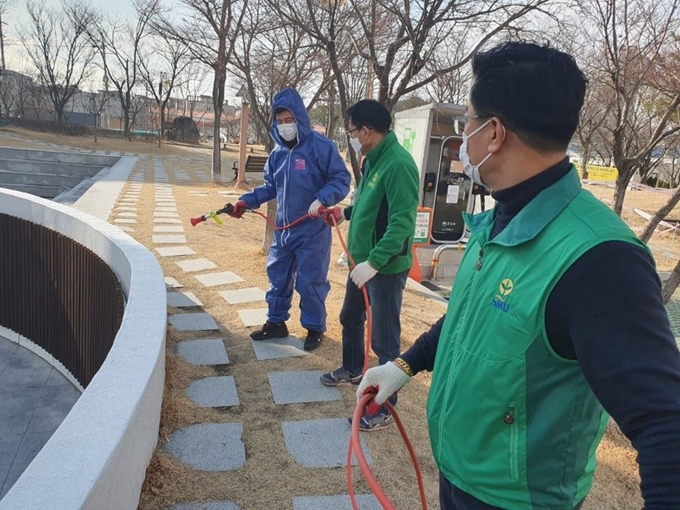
left=0, top=128, right=650, bottom=509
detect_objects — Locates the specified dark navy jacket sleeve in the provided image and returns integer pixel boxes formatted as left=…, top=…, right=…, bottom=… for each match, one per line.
left=401, top=315, right=446, bottom=374
left=546, top=241, right=680, bottom=509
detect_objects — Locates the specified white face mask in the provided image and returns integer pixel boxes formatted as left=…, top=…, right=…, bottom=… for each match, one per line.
left=460, top=119, right=492, bottom=187
left=278, top=123, right=298, bottom=142
left=350, top=136, right=362, bottom=156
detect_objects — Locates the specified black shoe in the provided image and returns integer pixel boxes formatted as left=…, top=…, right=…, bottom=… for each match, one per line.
left=303, top=330, right=323, bottom=351
left=320, top=367, right=362, bottom=386
left=250, top=321, right=289, bottom=341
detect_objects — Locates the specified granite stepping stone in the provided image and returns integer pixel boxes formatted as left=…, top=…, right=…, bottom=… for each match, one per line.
left=117, top=226, right=135, bottom=233
left=170, top=312, right=218, bottom=331
left=156, top=246, right=196, bottom=257
left=116, top=206, right=137, bottom=211
left=186, top=376, right=239, bottom=407
left=154, top=212, right=180, bottom=218
left=251, top=336, right=308, bottom=360
left=268, top=371, right=341, bottom=404
left=153, top=234, right=187, bottom=244
left=154, top=218, right=183, bottom=224
left=164, top=277, right=184, bottom=288
left=293, top=495, right=381, bottom=510
left=118, top=212, right=138, bottom=217
left=165, top=423, right=245, bottom=471
left=114, top=218, right=137, bottom=224
left=177, top=258, right=218, bottom=273
left=282, top=418, right=372, bottom=468
left=238, top=308, right=268, bottom=327
left=194, top=272, right=244, bottom=287
left=167, top=291, right=203, bottom=308
left=218, top=287, right=266, bottom=305
left=153, top=226, right=184, bottom=233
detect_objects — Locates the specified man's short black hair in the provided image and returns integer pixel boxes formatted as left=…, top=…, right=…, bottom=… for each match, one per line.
left=274, top=107, right=290, bottom=115
left=347, top=100, right=392, bottom=134
left=470, top=41, right=587, bottom=153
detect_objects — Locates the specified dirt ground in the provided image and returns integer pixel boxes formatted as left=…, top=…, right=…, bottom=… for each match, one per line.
left=0, top=128, right=655, bottom=509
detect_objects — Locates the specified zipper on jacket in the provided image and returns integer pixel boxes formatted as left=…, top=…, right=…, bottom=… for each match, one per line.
left=281, top=140, right=298, bottom=245
left=505, top=404, right=519, bottom=480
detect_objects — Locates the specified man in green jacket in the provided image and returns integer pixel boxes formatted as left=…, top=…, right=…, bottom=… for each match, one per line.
left=356, top=42, right=680, bottom=509
left=320, top=99, right=419, bottom=431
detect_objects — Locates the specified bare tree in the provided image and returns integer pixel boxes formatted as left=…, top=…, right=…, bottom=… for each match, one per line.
left=88, top=0, right=158, bottom=141
left=139, top=34, right=190, bottom=147
left=219, top=112, right=240, bottom=143
left=0, top=69, right=34, bottom=118
left=155, top=0, right=248, bottom=183
left=268, top=0, right=551, bottom=184
left=425, top=39, right=472, bottom=104
left=577, top=0, right=680, bottom=214
left=23, top=0, right=96, bottom=126
left=230, top=2, right=330, bottom=155
left=80, top=78, right=109, bottom=143
left=0, top=0, right=17, bottom=70
left=178, top=60, right=210, bottom=118
left=575, top=69, right=614, bottom=178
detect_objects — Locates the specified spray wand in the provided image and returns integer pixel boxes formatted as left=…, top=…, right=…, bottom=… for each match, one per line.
left=189, top=203, right=234, bottom=226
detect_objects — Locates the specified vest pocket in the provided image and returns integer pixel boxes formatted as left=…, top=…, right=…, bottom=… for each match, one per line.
left=505, top=403, right=519, bottom=481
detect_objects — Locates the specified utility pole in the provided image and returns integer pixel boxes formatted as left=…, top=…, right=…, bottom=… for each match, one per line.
left=0, top=11, right=6, bottom=70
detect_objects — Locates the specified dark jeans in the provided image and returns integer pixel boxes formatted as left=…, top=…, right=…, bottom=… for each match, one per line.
left=340, top=269, right=408, bottom=407
left=439, top=472, right=584, bottom=510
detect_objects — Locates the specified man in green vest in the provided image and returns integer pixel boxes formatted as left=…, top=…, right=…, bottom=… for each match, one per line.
left=357, top=42, right=680, bottom=509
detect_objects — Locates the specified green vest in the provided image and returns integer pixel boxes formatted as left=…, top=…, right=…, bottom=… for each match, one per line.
left=427, top=168, right=647, bottom=509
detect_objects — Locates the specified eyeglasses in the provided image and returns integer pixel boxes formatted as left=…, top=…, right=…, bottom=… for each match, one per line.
left=453, top=115, right=489, bottom=135
left=346, top=127, right=360, bottom=137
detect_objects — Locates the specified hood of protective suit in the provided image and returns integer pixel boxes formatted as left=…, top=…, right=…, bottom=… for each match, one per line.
left=271, top=88, right=312, bottom=145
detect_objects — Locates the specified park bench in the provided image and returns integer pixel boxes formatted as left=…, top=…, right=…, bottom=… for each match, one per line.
left=232, top=155, right=268, bottom=180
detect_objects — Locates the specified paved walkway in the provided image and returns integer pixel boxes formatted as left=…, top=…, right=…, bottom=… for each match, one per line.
left=0, top=337, right=81, bottom=499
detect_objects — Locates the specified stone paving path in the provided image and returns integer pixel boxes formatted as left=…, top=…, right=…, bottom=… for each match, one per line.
left=106, top=155, right=380, bottom=509
left=0, top=337, right=81, bottom=499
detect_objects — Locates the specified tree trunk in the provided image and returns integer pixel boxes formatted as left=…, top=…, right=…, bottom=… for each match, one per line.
left=261, top=199, right=277, bottom=255
left=211, top=67, right=226, bottom=184
left=236, top=101, right=249, bottom=188
left=639, top=185, right=680, bottom=243
left=159, top=100, right=167, bottom=147
left=327, top=81, right=336, bottom=142
left=124, top=92, right=132, bottom=141
left=662, top=257, right=680, bottom=304
left=580, top=142, right=589, bottom=179
left=612, top=171, right=634, bottom=216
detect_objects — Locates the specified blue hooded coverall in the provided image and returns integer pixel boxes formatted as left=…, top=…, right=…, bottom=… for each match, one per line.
left=239, top=88, right=350, bottom=332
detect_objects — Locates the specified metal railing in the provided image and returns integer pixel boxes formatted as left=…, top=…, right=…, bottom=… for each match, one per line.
left=0, top=213, right=124, bottom=387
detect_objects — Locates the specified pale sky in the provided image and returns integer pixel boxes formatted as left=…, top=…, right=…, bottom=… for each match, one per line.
left=3, top=0, right=239, bottom=103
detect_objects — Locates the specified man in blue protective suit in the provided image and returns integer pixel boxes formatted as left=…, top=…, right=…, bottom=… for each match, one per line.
left=228, top=87, right=351, bottom=351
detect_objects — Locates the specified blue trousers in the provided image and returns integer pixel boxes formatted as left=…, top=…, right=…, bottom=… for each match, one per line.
left=340, top=270, right=408, bottom=405
left=266, top=227, right=331, bottom=332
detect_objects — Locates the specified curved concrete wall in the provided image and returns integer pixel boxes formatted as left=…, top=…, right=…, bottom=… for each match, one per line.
left=0, top=188, right=166, bottom=510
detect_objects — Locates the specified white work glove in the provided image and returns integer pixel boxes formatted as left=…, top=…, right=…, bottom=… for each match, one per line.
left=350, top=261, right=378, bottom=288
left=356, top=361, right=411, bottom=405
left=308, top=199, right=324, bottom=217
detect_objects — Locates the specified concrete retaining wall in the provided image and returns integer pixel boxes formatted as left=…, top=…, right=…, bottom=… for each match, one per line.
left=0, top=188, right=166, bottom=510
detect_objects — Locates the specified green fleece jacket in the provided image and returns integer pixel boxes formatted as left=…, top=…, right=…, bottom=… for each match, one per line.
left=346, top=131, right=419, bottom=274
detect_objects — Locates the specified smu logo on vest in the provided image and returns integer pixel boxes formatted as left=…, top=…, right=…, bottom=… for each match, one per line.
left=491, top=278, right=514, bottom=313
